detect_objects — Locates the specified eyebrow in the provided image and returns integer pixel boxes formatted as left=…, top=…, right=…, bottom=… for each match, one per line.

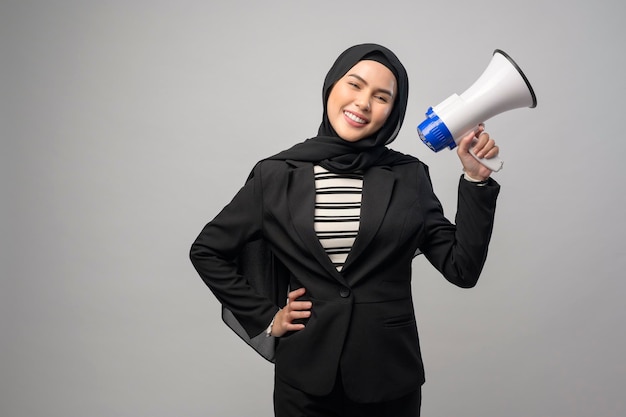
left=347, top=73, right=395, bottom=98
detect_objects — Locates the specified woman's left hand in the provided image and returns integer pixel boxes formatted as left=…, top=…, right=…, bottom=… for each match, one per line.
left=456, top=124, right=499, bottom=181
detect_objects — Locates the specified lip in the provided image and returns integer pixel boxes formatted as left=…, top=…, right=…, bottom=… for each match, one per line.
left=343, top=110, right=370, bottom=127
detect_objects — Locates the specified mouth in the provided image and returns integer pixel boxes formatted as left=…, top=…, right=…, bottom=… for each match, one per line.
left=343, top=110, right=368, bottom=125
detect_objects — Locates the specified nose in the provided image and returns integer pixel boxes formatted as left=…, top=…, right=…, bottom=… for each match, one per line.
left=354, top=93, right=371, bottom=111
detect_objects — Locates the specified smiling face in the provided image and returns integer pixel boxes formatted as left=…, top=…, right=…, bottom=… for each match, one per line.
left=326, top=60, right=397, bottom=143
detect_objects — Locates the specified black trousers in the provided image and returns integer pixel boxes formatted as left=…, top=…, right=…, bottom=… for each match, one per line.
left=274, top=371, right=421, bottom=417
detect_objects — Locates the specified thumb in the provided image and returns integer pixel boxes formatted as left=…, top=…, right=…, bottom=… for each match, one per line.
left=457, top=124, right=484, bottom=154
left=457, top=130, right=475, bottom=154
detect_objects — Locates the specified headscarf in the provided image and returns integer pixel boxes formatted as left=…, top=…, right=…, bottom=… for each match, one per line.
left=266, top=43, right=415, bottom=173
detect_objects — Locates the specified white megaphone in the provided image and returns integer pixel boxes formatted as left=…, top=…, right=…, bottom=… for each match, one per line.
left=417, top=49, right=537, bottom=172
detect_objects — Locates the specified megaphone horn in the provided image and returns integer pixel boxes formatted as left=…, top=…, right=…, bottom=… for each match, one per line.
left=417, top=49, right=537, bottom=172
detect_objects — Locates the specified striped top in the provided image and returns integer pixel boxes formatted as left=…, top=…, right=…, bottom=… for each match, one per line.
left=313, top=165, right=363, bottom=271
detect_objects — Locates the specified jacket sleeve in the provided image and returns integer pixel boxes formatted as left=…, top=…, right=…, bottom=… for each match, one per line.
left=419, top=172, right=500, bottom=288
left=189, top=163, right=281, bottom=339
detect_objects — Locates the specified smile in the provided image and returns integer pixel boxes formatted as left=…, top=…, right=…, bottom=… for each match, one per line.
left=344, top=111, right=368, bottom=125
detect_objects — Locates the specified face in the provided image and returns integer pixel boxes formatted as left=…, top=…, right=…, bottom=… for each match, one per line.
left=326, top=60, right=397, bottom=142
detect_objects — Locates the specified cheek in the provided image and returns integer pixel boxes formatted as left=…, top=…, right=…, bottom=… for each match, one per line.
left=327, top=98, right=342, bottom=119
left=327, top=86, right=347, bottom=111
left=375, top=107, right=393, bottom=126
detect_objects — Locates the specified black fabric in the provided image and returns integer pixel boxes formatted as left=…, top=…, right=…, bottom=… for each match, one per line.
left=266, top=43, right=414, bottom=174
left=274, top=371, right=421, bottom=417
left=222, top=238, right=289, bottom=362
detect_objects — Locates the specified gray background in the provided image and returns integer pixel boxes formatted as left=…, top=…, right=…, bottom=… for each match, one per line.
left=2, top=0, right=625, bottom=416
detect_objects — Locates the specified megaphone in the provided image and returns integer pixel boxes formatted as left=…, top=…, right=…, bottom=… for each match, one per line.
left=417, top=49, right=537, bottom=172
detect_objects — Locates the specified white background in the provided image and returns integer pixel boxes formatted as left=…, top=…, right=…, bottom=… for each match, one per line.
left=2, top=1, right=625, bottom=416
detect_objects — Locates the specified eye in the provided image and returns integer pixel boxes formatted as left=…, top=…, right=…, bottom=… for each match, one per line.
left=375, top=95, right=390, bottom=103
left=348, top=81, right=360, bottom=89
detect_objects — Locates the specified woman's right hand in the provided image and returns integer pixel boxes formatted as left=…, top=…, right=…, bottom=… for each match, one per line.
left=270, top=287, right=312, bottom=337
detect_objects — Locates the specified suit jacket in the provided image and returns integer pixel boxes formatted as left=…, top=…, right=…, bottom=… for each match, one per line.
left=190, top=157, right=500, bottom=403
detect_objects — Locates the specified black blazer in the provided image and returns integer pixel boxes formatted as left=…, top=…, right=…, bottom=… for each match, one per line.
left=190, top=158, right=500, bottom=403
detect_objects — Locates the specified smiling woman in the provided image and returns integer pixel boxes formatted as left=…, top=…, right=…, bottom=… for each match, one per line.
left=190, top=43, right=501, bottom=417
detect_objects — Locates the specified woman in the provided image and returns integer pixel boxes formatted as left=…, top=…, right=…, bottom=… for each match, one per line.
left=190, top=43, right=500, bottom=416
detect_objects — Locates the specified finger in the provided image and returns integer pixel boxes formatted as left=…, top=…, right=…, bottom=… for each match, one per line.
left=287, top=309, right=312, bottom=320
left=289, top=300, right=313, bottom=312
left=460, top=128, right=478, bottom=141
left=480, top=138, right=497, bottom=157
left=457, top=131, right=475, bottom=153
left=272, top=309, right=306, bottom=337
left=483, top=145, right=499, bottom=159
left=476, top=131, right=490, bottom=146
left=473, top=134, right=493, bottom=157
left=287, top=287, right=306, bottom=301
left=282, top=310, right=308, bottom=331
left=285, top=322, right=306, bottom=332
left=289, top=287, right=306, bottom=297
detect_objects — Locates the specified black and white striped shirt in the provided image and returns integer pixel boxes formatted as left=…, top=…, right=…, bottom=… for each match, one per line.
left=313, top=165, right=363, bottom=271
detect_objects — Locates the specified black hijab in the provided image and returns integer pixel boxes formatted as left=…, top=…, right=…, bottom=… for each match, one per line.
left=266, top=43, right=415, bottom=173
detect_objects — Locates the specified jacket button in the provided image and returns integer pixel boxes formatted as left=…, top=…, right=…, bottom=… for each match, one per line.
left=339, top=287, right=351, bottom=298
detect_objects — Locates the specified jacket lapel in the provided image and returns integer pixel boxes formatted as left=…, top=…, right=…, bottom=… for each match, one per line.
left=286, top=161, right=349, bottom=284
left=342, top=166, right=395, bottom=272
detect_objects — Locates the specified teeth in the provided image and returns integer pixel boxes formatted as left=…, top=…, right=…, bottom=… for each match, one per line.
left=345, top=111, right=366, bottom=124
